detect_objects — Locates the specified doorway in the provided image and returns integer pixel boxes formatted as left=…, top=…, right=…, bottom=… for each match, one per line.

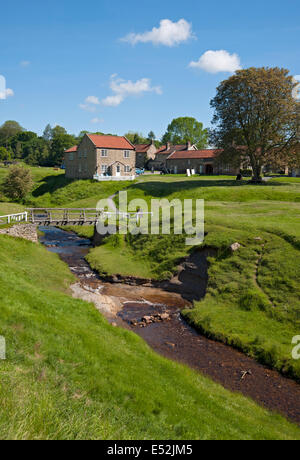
left=205, top=164, right=214, bottom=175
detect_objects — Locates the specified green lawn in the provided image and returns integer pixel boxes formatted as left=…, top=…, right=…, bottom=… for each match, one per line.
left=1, top=167, right=300, bottom=379
left=1, top=236, right=299, bottom=439
left=83, top=176, right=300, bottom=379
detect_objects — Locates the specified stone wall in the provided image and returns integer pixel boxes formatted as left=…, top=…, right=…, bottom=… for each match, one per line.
left=166, top=158, right=240, bottom=175
left=65, top=135, right=96, bottom=179
left=0, top=224, right=38, bottom=243
left=96, top=147, right=136, bottom=177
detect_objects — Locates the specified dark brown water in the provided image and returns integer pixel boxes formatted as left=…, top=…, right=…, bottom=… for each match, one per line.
left=40, top=226, right=300, bottom=425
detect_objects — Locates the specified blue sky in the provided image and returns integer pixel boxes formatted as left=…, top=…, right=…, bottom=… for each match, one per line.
left=0, top=0, right=299, bottom=139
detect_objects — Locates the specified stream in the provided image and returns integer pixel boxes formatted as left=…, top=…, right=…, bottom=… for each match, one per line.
left=39, top=226, right=300, bottom=426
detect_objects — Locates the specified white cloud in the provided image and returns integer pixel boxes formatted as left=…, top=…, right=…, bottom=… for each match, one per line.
left=85, top=95, right=100, bottom=105
left=79, top=95, right=100, bottom=112
left=91, top=117, right=104, bottom=124
left=20, top=60, right=30, bottom=67
left=189, top=50, right=241, bottom=74
left=122, top=19, right=193, bottom=47
left=102, top=75, right=162, bottom=107
left=0, top=88, right=14, bottom=100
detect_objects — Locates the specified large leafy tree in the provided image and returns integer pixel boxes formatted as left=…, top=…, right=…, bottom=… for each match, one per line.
left=162, top=117, right=208, bottom=148
left=50, top=126, right=77, bottom=166
left=124, top=132, right=148, bottom=145
left=210, top=67, right=299, bottom=181
left=0, top=120, right=24, bottom=147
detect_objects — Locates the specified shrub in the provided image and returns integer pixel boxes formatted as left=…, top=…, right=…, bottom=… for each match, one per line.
left=2, top=165, right=33, bottom=201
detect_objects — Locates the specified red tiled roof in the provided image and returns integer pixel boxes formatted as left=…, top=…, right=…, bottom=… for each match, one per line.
left=167, top=149, right=223, bottom=160
left=156, top=145, right=167, bottom=153
left=135, top=144, right=152, bottom=153
left=87, top=134, right=135, bottom=150
left=64, top=145, right=78, bottom=153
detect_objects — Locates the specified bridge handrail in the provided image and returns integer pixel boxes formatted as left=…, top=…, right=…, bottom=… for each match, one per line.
left=0, top=212, right=28, bottom=224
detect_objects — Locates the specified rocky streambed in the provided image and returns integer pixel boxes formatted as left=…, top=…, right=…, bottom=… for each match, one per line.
left=39, top=226, right=300, bottom=426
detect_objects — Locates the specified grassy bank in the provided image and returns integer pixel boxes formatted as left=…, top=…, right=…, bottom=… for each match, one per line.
left=84, top=177, right=300, bottom=380
left=0, top=164, right=133, bottom=209
left=1, top=236, right=299, bottom=439
left=1, top=166, right=300, bottom=379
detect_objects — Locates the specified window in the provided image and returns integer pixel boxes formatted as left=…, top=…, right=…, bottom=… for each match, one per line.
left=125, top=166, right=131, bottom=173
left=101, top=165, right=108, bottom=173
left=78, top=151, right=82, bottom=159
left=69, top=152, right=74, bottom=160
left=124, top=150, right=130, bottom=158
left=83, top=150, right=87, bottom=158
left=101, top=150, right=108, bottom=157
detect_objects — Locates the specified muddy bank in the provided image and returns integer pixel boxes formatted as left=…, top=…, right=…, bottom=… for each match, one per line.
left=39, top=226, right=300, bottom=426
left=95, top=247, right=216, bottom=302
left=120, top=302, right=300, bottom=426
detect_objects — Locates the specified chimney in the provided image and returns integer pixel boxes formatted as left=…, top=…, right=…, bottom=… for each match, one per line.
left=167, top=142, right=171, bottom=151
left=186, top=141, right=191, bottom=150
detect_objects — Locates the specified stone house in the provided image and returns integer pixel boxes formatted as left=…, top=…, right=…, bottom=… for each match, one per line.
left=134, top=141, right=157, bottom=168
left=166, top=149, right=240, bottom=175
left=64, top=134, right=136, bottom=181
left=149, top=142, right=197, bottom=170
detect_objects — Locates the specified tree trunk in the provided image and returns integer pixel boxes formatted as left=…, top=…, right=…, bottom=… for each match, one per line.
left=251, top=163, right=263, bottom=182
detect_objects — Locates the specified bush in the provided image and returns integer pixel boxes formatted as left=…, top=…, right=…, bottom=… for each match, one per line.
left=2, top=165, right=33, bottom=201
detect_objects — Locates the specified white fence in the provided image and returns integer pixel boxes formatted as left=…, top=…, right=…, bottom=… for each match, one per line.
left=0, top=212, right=28, bottom=225
left=93, top=175, right=136, bottom=182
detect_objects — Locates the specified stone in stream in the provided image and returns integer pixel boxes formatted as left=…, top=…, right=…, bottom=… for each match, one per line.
left=142, top=316, right=153, bottom=324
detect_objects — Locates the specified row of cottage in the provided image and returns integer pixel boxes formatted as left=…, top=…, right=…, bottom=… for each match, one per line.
left=64, top=133, right=240, bottom=180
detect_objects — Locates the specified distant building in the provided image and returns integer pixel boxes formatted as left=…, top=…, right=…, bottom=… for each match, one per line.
left=149, top=142, right=197, bottom=170
left=166, top=149, right=240, bottom=175
left=134, top=141, right=157, bottom=168
left=291, top=168, right=300, bottom=177
left=64, top=134, right=136, bottom=181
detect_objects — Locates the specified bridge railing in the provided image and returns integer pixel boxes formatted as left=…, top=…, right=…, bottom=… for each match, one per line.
left=0, top=212, right=28, bottom=225
left=26, top=209, right=154, bottom=225
left=27, top=208, right=103, bottom=224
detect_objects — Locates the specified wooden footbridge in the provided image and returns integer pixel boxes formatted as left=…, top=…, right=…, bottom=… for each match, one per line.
left=27, top=208, right=103, bottom=226
left=27, top=208, right=152, bottom=226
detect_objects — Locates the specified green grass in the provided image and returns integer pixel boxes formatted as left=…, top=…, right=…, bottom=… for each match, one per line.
left=0, top=164, right=133, bottom=209
left=1, top=236, right=299, bottom=439
left=84, top=176, right=300, bottom=379
left=1, top=167, right=300, bottom=381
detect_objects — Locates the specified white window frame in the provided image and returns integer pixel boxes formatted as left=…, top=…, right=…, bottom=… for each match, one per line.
left=125, top=165, right=131, bottom=173
left=124, top=150, right=130, bottom=158
left=101, top=165, right=108, bottom=173
left=101, top=150, right=108, bottom=157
